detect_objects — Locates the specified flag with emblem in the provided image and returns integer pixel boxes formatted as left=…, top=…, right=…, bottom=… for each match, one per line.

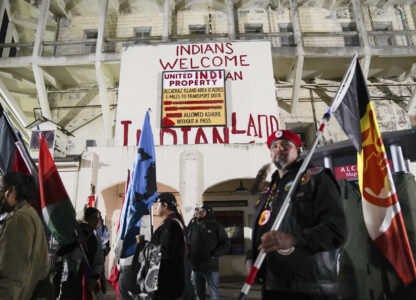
left=334, top=57, right=416, bottom=285
left=114, top=111, right=158, bottom=258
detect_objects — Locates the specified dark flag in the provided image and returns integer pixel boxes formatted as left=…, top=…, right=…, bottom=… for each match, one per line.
left=0, top=105, right=38, bottom=200
left=334, top=57, right=416, bottom=285
left=0, top=105, right=25, bottom=175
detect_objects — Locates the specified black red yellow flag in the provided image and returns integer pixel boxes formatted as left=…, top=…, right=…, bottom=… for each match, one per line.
left=334, top=58, right=416, bottom=285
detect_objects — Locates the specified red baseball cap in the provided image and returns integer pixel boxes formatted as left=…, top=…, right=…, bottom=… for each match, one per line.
left=267, top=130, right=301, bottom=148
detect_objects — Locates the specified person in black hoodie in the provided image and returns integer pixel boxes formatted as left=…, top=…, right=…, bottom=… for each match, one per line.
left=188, top=204, right=230, bottom=300
left=58, top=207, right=104, bottom=299
left=152, top=192, right=187, bottom=300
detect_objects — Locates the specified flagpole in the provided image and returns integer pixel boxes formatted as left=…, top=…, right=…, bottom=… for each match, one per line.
left=149, top=206, right=154, bottom=238
left=74, top=229, right=93, bottom=270
left=147, top=107, right=154, bottom=239
left=237, top=53, right=358, bottom=300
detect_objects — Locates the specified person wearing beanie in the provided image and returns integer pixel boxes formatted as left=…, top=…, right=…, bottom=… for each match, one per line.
left=152, top=192, right=188, bottom=300
left=247, top=129, right=347, bottom=300
left=188, top=203, right=230, bottom=300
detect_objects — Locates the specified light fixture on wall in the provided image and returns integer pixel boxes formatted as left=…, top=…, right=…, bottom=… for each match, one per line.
left=235, top=180, right=248, bottom=192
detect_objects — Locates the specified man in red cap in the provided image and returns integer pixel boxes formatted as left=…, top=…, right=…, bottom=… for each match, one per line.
left=247, top=129, right=347, bottom=300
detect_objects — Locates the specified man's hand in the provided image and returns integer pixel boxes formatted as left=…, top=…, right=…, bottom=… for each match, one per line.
left=259, top=230, right=296, bottom=253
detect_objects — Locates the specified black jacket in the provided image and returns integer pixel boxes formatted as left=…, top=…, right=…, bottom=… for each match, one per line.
left=188, top=215, right=231, bottom=272
left=151, top=212, right=186, bottom=300
left=251, top=161, right=347, bottom=295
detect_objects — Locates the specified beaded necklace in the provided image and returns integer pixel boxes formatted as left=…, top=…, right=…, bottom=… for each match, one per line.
left=258, top=180, right=279, bottom=226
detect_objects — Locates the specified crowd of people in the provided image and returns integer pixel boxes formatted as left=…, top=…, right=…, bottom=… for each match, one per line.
left=0, top=129, right=349, bottom=300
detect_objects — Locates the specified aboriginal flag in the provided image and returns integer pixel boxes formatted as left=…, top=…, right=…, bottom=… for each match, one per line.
left=334, top=58, right=416, bottom=285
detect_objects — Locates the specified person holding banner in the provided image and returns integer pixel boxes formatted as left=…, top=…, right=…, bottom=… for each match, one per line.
left=247, top=129, right=347, bottom=300
left=58, top=207, right=104, bottom=299
left=0, top=172, right=53, bottom=300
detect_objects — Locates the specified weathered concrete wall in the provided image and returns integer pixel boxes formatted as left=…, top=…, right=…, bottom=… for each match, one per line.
left=276, top=82, right=413, bottom=147
left=300, top=7, right=344, bottom=47
left=56, top=12, right=118, bottom=55
left=177, top=9, right=228, bottom=35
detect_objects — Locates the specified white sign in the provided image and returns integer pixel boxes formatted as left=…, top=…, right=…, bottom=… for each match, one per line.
left=115, top=41, right=278, bottom=146
left=161, top=70, right=226, bottom=128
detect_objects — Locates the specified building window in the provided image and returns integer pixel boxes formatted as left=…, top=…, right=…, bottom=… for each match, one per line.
left=373, top=22, right=394, bottom=46
left=244, top=23, right=263, bottom=33
left=134, top=27, right=151, bottom=38
left=189, top=25, right=207, bottom=34
left=278, top=23, right=296, bottom=47
left=83, top=29, right=98, bottom=54
left=342, top=23, right=360, bottom=46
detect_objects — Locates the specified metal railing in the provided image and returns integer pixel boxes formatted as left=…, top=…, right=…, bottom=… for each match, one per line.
left=2, top=29, right=416, bottom=58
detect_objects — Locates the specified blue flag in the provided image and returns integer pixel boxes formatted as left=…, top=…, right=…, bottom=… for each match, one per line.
left=116, top=112, right=157, bottom=258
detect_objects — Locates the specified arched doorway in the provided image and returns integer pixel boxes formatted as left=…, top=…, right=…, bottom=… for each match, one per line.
left=202, top=178, right=260, bottom=277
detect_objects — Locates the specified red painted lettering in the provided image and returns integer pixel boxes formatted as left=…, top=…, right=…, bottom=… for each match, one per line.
left=225, top=56, right=237, bottom=67
left=212, top=127, right=229, bottom=144
left=204, top=44, right=214, bottom=54
left=181, top=127, right=191, bottom=144
left=179, top=58, right=187, bottom=69
left=225, top=42, right=234, bottom=54
left=195, top=127, right=208, bottom=144
left=160, top=59, right=178, bottom=70
left=269, top=115, right=279, bottom=133
left=234, top=71, right=243, bottom=80
left=180, top=45, right=190, bottom=55
left=247, top=114, right=258, bottom=137
left=121, top=120, right=132, bottom=146
left=190, top=58, right=200, bottom=69
left=257, top=115, right=269, bottom=138
left=214, top=43, right=224, bottom=53
left=240, top=55, right=250, bottom=66
left=192, top=44, right=201, bottom=55
left=231, top=112, right=246, bottom=134
left=160, top=128, right=177, bottom=145
left=212, top=56, right=223, bottom=67
left=201, top=57, right=210, bottom=68
left=225, top=72, right=233, bottom=81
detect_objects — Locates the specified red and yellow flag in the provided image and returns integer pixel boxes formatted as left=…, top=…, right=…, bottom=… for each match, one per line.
left=335, top=58, right=416, bottom=285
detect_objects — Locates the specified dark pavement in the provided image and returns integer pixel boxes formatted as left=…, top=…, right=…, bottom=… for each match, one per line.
left=104, top=276, right=262, bottom=299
